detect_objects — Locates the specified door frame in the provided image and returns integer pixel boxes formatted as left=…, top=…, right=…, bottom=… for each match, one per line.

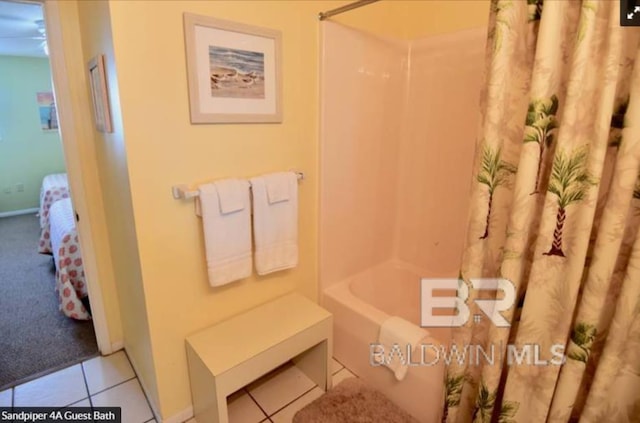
left=40, top=0, right=114, bottom=354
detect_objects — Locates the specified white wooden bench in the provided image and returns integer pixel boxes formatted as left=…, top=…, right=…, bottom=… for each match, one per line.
left=186, top=293, right=333, bottom=423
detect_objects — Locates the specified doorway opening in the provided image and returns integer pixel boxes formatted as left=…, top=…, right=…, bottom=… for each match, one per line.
left=0, top=0, right=99, bottom=390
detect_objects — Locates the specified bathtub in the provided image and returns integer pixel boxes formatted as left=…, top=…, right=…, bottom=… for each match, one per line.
left=322, top=260, right=451, bottom=423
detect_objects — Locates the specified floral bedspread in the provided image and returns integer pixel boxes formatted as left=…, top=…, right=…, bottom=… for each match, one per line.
left=49, top=198, right=90, bottom=320
left=38, top=173, right=69, bottom=254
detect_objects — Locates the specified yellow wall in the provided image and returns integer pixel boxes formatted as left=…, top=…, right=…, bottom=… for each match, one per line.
left=106, top=0, right=322, bottom=418
left=405, top=1, right=490, bottom=38
left=328, top=0, right=490, bottom=39
left=74, top=0, right=161, bottom=410
left=58, top=0, right=490, bottom=419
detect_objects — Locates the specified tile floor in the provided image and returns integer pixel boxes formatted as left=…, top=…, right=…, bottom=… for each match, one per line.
left=0, top=351, right=155, bottom=423
left=0, top=351, right=356, bottom=423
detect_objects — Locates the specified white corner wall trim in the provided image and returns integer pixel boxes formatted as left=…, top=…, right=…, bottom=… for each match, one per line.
left=162, top=406, right=194, bottom=423
left=0, top=208, right=39, bottom=219
left=125, top=348, right=163, bottom=422
left=110, top=341, right=124, bottom=354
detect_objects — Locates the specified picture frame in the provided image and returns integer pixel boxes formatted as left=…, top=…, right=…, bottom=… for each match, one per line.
left=36, top=91, right=58, bottom=132
left=183, top=13, right=283, bottom=124
left=87, top=54, right=113, bottom=133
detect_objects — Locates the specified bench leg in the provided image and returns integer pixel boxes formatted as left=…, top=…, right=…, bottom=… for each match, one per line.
left=192, top=382, right=228, bottom=423
left=203, top=389, right=228, bottom=423
left=293, top=339, right=332, bottom=391
left=187, top=346, right=229, bottom=423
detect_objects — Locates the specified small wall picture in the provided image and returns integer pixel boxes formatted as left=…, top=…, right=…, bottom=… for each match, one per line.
left=87, top=54, right=113, bottom=133
left=36, top=91, right=58, bottom=132
left=184, top=13, right=282, bottom=123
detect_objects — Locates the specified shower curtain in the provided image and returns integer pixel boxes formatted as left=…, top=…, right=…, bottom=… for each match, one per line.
left=443, top=0, right=640, bottom=422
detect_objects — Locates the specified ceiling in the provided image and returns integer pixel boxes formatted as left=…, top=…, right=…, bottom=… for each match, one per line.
left=0, top=1, right=47, bottom=58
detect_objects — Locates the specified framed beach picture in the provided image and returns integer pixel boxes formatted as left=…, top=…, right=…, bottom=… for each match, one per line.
left=36, top=91, right=58, bottom=132
left=183, top=13, right=282, bottom=123
left=87, top=54, right=113, bottom=133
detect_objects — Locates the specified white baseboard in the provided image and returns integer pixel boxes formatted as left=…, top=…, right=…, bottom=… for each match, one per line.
left=97, top=340, right=124, bottom=356
left=110, top=341, right=124, bottom=353
left=162, top=406, right=194, bottom=423
left=125, top=348, right=163, bottom=421
left=0, top=207, right=39, bottom=218
left=122, top=346, right=194, bottom=423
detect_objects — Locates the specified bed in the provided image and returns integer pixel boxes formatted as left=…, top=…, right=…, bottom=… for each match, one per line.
left=38, top=173, right=70, bottom=254
left=49, top=198, right=90, bottom=320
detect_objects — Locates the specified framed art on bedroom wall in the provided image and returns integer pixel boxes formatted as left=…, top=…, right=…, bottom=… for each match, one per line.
left=36, top=91, right=58, bottom=132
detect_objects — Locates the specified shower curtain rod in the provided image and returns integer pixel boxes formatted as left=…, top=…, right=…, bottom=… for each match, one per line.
left=318, top=0, right=380, bottom=21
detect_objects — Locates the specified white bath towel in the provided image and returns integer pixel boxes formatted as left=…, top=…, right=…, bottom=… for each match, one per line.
left=249, top=172, right=298, bottom=275
left=376, top=316, right=429, bottom=381
left=197, top=179, right=252, bottom=287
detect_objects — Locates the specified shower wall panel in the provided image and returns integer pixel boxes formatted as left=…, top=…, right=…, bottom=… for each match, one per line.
left=394, top=28, right=487, bottom=276
left=320, top=22, right=406, bottom=288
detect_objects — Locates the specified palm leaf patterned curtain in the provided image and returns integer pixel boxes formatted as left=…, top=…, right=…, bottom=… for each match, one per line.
left=443, top=0, right=640, bottom=421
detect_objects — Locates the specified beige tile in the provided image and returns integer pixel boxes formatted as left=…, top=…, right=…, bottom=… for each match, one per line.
left=57, top=398, right=91, bottom=419
left=247, top=363, right=315, bottom=416
left=14, top=365, right=87, bottom=407
left=270, top=387, right=323, bottom=423
left=228, top=390, right=267, bottom=423
left=331, top=358, right=343, bottom=375
left=91, top=379, right=153, bottom=423
left=82, top=350, right=135, bottom=394
left=332, top=368, right=356, bottom=387
left=66, top=398, right=91, bottom=407
left=0, top=389, right=11, bottom=407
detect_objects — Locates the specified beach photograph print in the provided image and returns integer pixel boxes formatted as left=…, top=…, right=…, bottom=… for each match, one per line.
left=209, top=45, right=265, bottom=99
left=36, top=91, right=58, bottom=131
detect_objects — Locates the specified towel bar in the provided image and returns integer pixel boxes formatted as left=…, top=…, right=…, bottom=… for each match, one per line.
left=172, top=171, right=304, bottom=200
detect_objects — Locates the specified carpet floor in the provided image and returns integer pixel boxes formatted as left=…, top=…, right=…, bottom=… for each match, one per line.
left=0, top=214, right=98, bottom=391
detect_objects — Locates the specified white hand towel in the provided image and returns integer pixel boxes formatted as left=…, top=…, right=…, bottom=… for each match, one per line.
left=376, top=316, right=429, bottom=381
left=197, top=179, right=252, bottom=287
left=250, top=172, right=298, bottom=275
left=216, top=179, right=247, bottom=214
left=266, top=178, right=290, bottom=204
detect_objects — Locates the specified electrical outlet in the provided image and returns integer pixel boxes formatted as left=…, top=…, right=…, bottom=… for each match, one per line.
left=3, top=187, right=11, bottom=194
left=16, top=183, right=24, bottom=192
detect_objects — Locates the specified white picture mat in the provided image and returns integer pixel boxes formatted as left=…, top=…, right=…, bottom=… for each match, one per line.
left=194, top=25, right=277, bottom=115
